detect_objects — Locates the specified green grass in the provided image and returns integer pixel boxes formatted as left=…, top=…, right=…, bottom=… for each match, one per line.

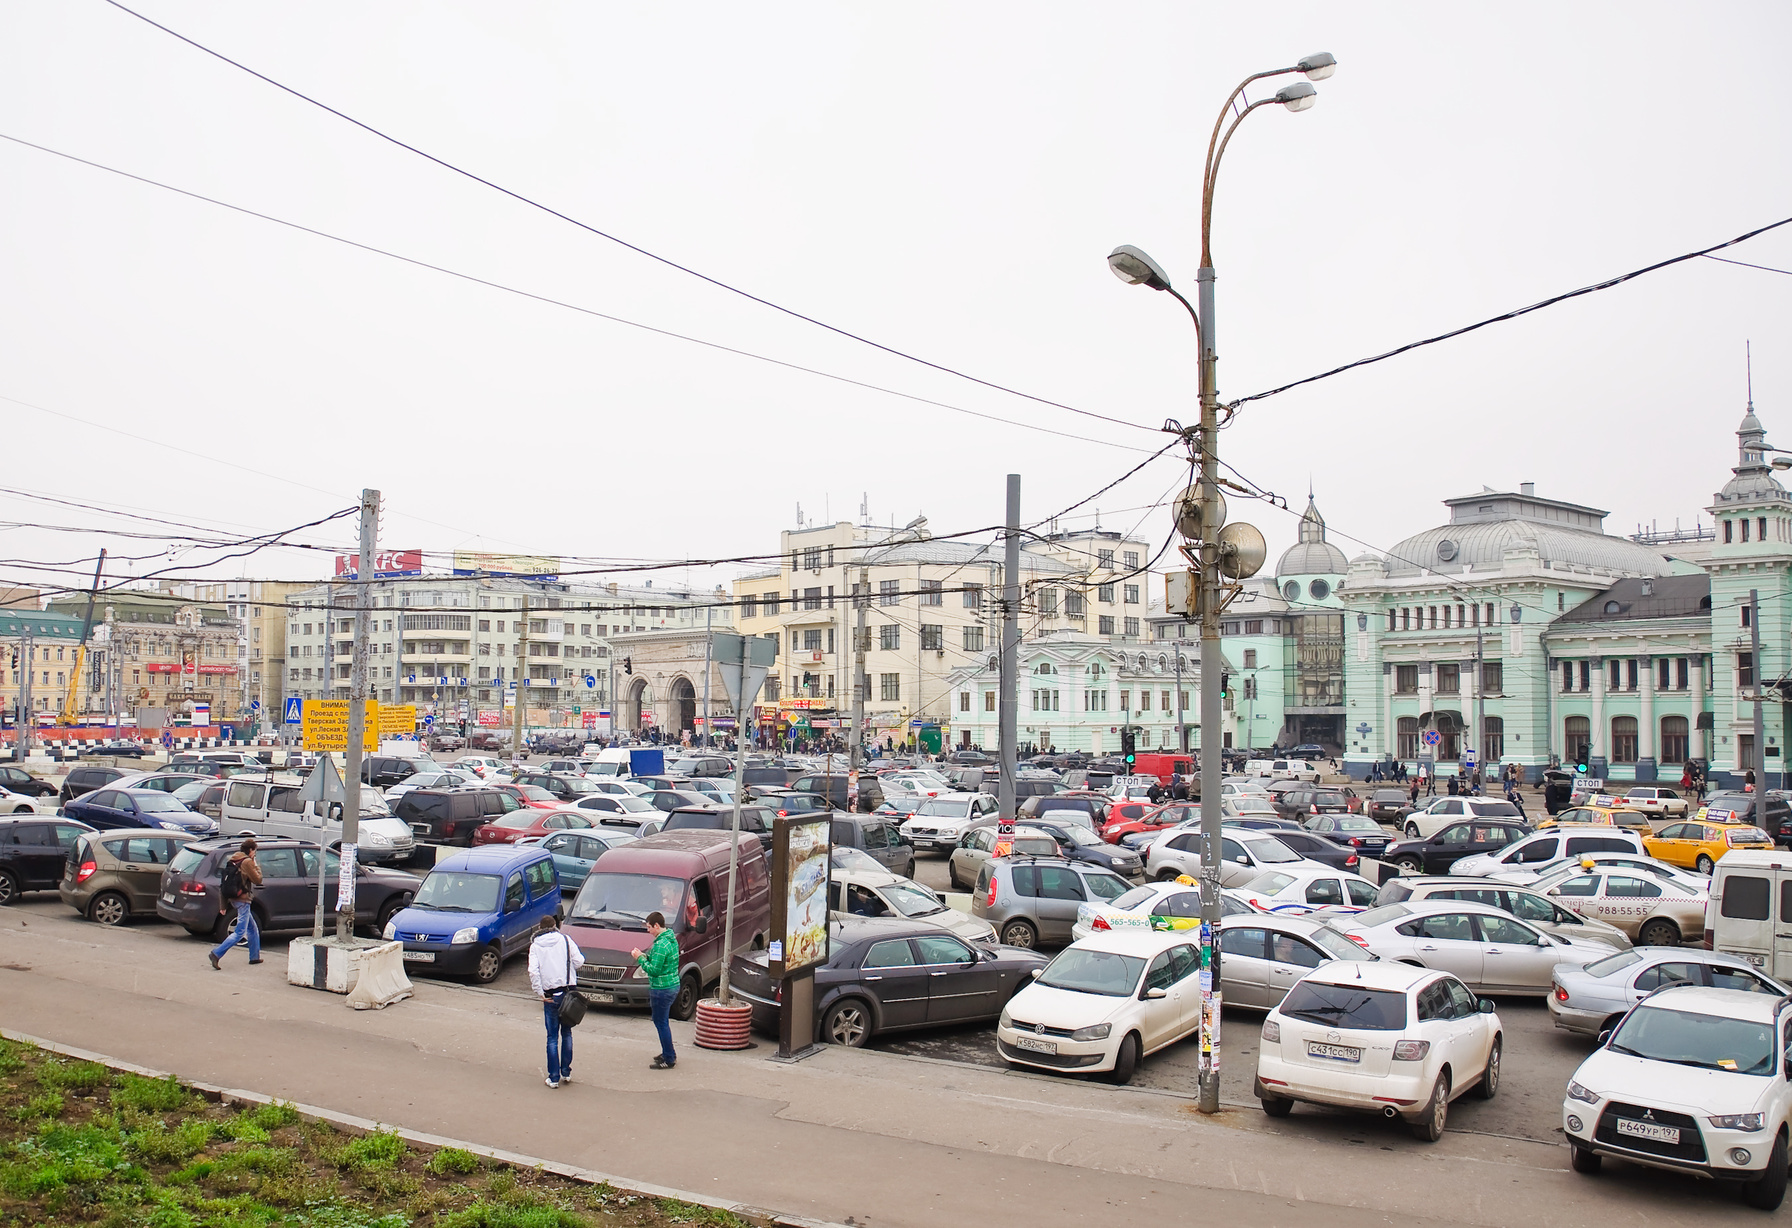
left=428, top=1147, right=482, bottom=1176
left=113, top=1073, right=194, bottom=1115
left=34, top=1059, right=109, bottom=1092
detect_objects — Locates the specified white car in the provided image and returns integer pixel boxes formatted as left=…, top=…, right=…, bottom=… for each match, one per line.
left=1145, top=826, right=1324, bottom=887
left=1337, top=899, right=1612, bottom=996
left=1256, top=960, right=1502, bottom=1140
left=829, top=867, right=996, bottom=943
left=1492, top=852, right=1707, bottom=894
left=1222, top=797, right=1282, bottom=821
left=383, top=769, right=481, bottom=801
left=1220, top=779, right=1273, bottom=800
left=1398, top=796, right=1527, bottom=840
left=1073, top=880, right=1260, bottom=941
left=452, top=756, right=507, bottom=779
left=1105, top=775, right=1161, bottom=801
left=899, top=794, right=1001, bottom=852
left=0, top=787, right=54, bottom=815
left=997, top=930, right=1203, bottom=1084
left=1562, top=985, right=1792, bottom=1208
left=586, top=778, right=652, bottom=798
left=880, top=772, right=954, bottom=804
left=1448, top=828, right=1646, bottom=878
left=1237, top=866, right=1380, bottom=914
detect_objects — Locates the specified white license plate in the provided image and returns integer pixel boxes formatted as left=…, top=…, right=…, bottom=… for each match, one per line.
left=1307, top=1041, right=1361, bottom=1063
left=402, top=951, right=436, bottom=963
left=1616, top=1117, right=1681, bottom=1145
left=1743, top=952, right=1767, bottom=968
left=161, top=892, right=175, bottom=903
left=1013, top=1036, right=1057, bottom=1055
left=583, top=989, right=614, bottom=1004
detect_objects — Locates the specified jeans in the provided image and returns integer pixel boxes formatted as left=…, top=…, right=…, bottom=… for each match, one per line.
left=648, top=987, right=677, bottom=1064
left=543, top=991, right=573, bottom=1083
left=211, top=900, right=259, bottom=962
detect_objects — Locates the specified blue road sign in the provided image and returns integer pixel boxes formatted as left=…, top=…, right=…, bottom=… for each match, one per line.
left=1355, top=722, right=1372, bottom=735
left=423, top=714, right=434, bottom=726
left=283, top=697, right=303, bottom=725
left=250, top=700, right=261, bottom=712
left=584, top=675, right=596, bottom=688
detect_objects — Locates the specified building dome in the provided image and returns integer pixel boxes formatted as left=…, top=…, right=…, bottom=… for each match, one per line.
left=1715, top=407, right=1790, bottom=506
left=1276, top=495, right=1348, bottom=577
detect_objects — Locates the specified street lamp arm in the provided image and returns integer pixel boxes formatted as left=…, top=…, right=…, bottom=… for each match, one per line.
left=1164, top=285, right=1202, bottom=347
left=1201, top=97, right=1277, bottom=265
left=1201, top=67, right=1302, bottom=199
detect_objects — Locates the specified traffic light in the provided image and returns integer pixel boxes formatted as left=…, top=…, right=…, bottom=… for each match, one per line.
left=1574, top=743, right=1590, bottom=774
left=1121, top=727, right=1136, bottom=763
left=1219, top=672, right=1230, bottom=699
left=622, top=656, right=633, bottom=676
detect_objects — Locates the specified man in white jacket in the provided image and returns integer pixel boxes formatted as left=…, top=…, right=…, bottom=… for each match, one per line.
left=528, top=916, right=585, bottom=1088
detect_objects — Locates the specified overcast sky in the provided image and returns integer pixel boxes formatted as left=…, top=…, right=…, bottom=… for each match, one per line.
left=2, top=2, right=1789, bottom=600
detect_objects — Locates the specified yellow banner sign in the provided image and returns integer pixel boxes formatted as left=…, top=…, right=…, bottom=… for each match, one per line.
left=300, top=699, right=379, bottom=752
left=377, top=704, right=417, bottom=735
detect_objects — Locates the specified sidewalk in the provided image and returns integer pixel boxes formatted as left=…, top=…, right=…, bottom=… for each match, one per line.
left=0, top=911, right=1750, bottom=1228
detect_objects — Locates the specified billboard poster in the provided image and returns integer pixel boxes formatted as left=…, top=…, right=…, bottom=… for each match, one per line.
left=450, top=550, right=560, bottom=581
left=768, top=815, right=831, bottom=979
left=335, top=550, right=424, bottom=579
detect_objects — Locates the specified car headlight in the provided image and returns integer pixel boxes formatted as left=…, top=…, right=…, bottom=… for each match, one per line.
left=451, top=927, right=480, bottom=945
left=999, top=1009, right=1012, bottom=1030
left=1261, top=1020, right=1280, bottom=1043
left=1566, top=1080, right=1601, bottom=1104
left=938, top=826, right=960, bottom=838
left=1710, top=1113, right=1766, bottom=1132
left=383, top=919, right=398, bottom=940
left=1070, top=1023, right=1112, bottom=1042
left=159, top=820, right=184, bottom=831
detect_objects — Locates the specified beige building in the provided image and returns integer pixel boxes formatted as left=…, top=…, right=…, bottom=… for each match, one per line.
left=46, top=593, right=243, bottom=725
left=159, top=580, right=303, bottom=727
left=609, top=623, right=741, bottom=738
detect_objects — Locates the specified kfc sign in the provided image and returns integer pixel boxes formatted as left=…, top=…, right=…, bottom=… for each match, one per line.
left=335, top=550, right=424, bottom=579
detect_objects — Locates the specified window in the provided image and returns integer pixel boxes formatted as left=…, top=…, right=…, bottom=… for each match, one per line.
left=1401, top=608, right=1411, bottom=631
left=803, top=629, right=822, bottom=652
left=1725, top=520, right=1734, bottom=544
left=880, top=673, right=901, bottom=702
left=879, top=625, right=900, bottom=651
left=1483, top=716, right=1504, bottom=760
left=920, top=625, right=944, bottom=651
left=1118, top=690, right=1131, bottom=711
left=984, top=691, right=996, bottom=711
left=1095, top=584, right=1115, bottom=605
left=1481, top=661, right=1502, bottom=693
left=1387, top=609, right=1398, bottom=632
left=963, top=584, right=983, bottom=609
left=920, top=580, right=943, bottom=606
left=1763, top=516, right=1770, bottom=542
left=1743, top=519, right=1752, bottom=543
left=962, top=625, right=984, bottom=652
left=1436, top=663, right=1459, bottom=694
left=1580, top=660, right=1591, bottom=691
left=1124, top=551, right=1139, bottom=569
left=879, top=580, right=901, bottom=606
left=1097, top=549, right=1115, bottom=570
left=1742, top=650, right=1758, bottom=689
left=1657, top=657, right=1671, bottom=690
left=1064, top=592, right=1085, bottom=617
left=1085, top=688, right=1107, bottom=711
left=1243, top=649, right=1258, bottom=669
left=763, top=591, right=781, bottom=616
left=1428, top=606, right=1438, bottom=629
left=1660, top=715, right=1689, bottom=764
left=802, top=587, right=822, bottom=611
left=1039, top=588, right=1058, bottom=616
left=1123, top=618, right=1140, bottom=637
left=1098, top=616, right=1116, bottom=635
left=1564, top=715, right=1590, bottom=760
left=1394, top=716, right=1420, bottom=759
left=959, top=691, right=971, bottom=712
left=1395, top=664, right=1418, bottom=694
left=1722, top=875, right=1769, bottom=920
left=1124, top=584, right=1140, bottom=604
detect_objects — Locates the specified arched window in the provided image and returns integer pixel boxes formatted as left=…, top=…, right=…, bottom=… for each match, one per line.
left=1397, top=716, right=1419, bottom=760
left=1034, top=662, right=1055, bottom=675
left=1565, top=715, right=1591, bottom=762
left=1483, top=716, right=1504, bottom=761
left=1660, top=715, right=1689, bottom=764
left=1611, top=716, right=1638, bottom=764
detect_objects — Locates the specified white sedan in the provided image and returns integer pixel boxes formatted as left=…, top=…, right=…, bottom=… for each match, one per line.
left=1256, top=960, right=1502, bottom=1141
left=586, top=778, right=652, bottom=798
left=0, top=787, right=54, bottom=815
left=998, top=930, right=1203, bottom=1085
left=1336, top=899, right=1612, bottom=996
left=1237, top=866, right=1381, bottom=914
left=383, top=769, right=481, bottom=800
left=1072, top=880, right=1260, bottom=941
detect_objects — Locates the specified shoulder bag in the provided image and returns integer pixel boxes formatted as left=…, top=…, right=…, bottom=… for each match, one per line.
left=555, top=935, right=588, bottom=1027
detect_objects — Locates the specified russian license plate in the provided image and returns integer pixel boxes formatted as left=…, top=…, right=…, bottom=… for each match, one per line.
left=402, top=951, right=435, bottom=963
left=1307, top=1041, right=1361, bottom=1063
left=1014, top=1036, right=1057, bottom=1055
left=161, top=892, right=175, bottom=904
left=1616, top=1117, right=1681, bottom=1145
left=583, top=990, right=614, bottom=1004
left=1743, top=952, right=1767, bottom=968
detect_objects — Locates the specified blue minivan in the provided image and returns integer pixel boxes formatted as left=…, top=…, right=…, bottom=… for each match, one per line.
left=383, top=844, right=559, bottom=983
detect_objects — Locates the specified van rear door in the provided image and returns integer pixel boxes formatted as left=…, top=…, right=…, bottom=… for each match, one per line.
left=1712, top=864, right=1777, bottom=974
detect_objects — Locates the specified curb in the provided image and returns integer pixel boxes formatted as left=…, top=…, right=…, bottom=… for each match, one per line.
left=1, top=1027, right=848, bottom=1228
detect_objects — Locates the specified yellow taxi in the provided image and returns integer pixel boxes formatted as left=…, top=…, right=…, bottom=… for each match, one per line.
left=1537, top=805, right=1652, bottom=835
left=1642, top=819, right=1774, bottom=874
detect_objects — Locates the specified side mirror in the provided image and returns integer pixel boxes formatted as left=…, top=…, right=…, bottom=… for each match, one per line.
left=1478, top=998, right=1495, bottom=1014
left=694, top=916, right=710, bottom=934
left=1029, top=968, right=1043, bottom=979
left=1144, top=986, right=1169, bottom=1000
left=1598, top=1028, right=1613, bottom=1046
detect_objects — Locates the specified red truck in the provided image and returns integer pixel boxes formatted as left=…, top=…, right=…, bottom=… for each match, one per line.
left=1131, top=753, right=1194, bottom=786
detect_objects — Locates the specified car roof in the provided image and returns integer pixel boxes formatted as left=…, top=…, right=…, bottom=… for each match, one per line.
left=0, top=814, right=88, bottom=827
left=1364, top=898, right=1518, bottom=919
left=434, top=844, right=552, bottom=872
left=1301, top=960, right=1447, bottom=993
left=1396, top=875, right=1537, bottom=891
left=1644, top=984, right=1786, bottom=1022
left=1066, top=928, right=1205, bottom=956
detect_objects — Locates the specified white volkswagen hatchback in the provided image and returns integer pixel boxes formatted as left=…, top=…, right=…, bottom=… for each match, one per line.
left=1256, top=960, right=1502, bottom=1140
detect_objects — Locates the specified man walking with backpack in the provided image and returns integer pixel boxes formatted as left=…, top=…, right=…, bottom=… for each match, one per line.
left=529, top=915, right=585, bottom=1089
left=209, top=838, right=263, bottom=970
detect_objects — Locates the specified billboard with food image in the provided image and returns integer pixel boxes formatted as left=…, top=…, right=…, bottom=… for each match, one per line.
left=769, top=815, right=832, bottom=978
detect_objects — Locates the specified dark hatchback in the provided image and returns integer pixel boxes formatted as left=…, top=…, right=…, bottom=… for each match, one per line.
left=1273, top=786, right=1357, bottom=819
left=59, top=765, right=134, bottom=804
left=1301, top=813, right=1392, bottom=859
left=1019, top=818, right=1145, bottom=880
left=1, top=816, right=94, bottom=905
left=1381, top=819, right=1533, bottom=875
left=0, top=765, right=59, bottom=798
left=1267, top=827, right=1362, bottom=872
left=660, top=805, right=783, bottom=854
left=1365, top=788, right=1412, bottom=823
left=727, top=916, right=1048, bottom=1046
left=155, top=837, right=420, bottom=940
left=394, top=787, right=523, bottom=844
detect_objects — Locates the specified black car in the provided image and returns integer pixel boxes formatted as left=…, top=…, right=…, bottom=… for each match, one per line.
left=1264, top=827, right=1362, bottom=872
left=394, top=787, right=523, bottom=844
left=948, top=750, right=994, bottom=766
left=660, top=805, right=782, bottom=853
left=509, top=772, right=602, bottom=804
left=59, top=764, right=133, bottom=804
left=0, top=765, right=58, bottom=798
left=1365, top=788, right=1412, bottom=823
left=829, top=814, right=914, bottom=877
left=361, top=755, right=435, bottom=790
left=1273, top=786, right=1357, bottom=820
left=0, top=816, right=95, bottom=905
left=1380, top=819, right=1533, bottom=875
left=1703, top=791, right=1792, bottom=844
left=1302, top=813, right=1393, bottom=859
left=1020, top=818, right=1145, bottom=879
left=751, top=790, right=833, bottom=817
left=83, top=740, right=149, bottom=758
left=155, top=836, right=419, bottom=940
left=727, top=916, right=1048, bottom=1046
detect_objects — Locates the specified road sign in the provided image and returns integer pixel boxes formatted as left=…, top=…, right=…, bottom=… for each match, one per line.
left=1355, top=722, right=1372, bottom=736
left=192, top=702, right=210, bottom=728
left=422, top=714, right=434, bottom=726
left=377, top=704, right=417, bottom=736
left=250, top=700, right=261, bottom=712
left=283, top=697, right=303, bottom=725
left=1463, top=749, right=1477, bottom=768
left=300, top=699, right=378, bottom=752
left=1422, top=729, right=1442, bottom=747
left=584, top=675, right=596, bottom=689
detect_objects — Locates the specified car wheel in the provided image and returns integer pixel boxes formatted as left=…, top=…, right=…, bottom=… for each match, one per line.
left=1696, top=854, right=1715, bottom=875
left=671, top=972, right=701, bottom=1022
left=0, top=870, right=18, bottom=907
left=1260, top=1095, right=1294, bottom=1118
left=1000, top=919, right=1038, bottom=949
left=1638, top=918, right=1681, bottom=947
left=1568, top=1142, right=1602, bottom=1175
left=1155, top=868, right=1181, bottom=882
left=473, top=944, right=503, bottom=984
left=1473, top=1036, right=1501, bottom=1099
left=375, top=895, right=410, bottom=935
left=1405, top=822, right=1421, bottom=839
left=821, top=998, right=873, bottom=1047
left=1411, top=1073, right=1449, bottom=1141
left=1108, top=1032, right=1140, bottom=1085
left=1744, top=1131, right=1789, bottom=1210
left=1394, top=855, right=1424, bottom=874
left=11, top=805, right=30, bottom=815
left=87, top=891, right=130, bottom=927
left=948, top=861, right=964, bottom=890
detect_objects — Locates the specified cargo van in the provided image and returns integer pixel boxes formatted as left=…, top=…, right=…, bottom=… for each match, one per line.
left=589, top=746, right=665, bottom=779
left=1131, top=753, right=1194, bottom=785
left=1708, top=850, right=1792, bottom=979
left=218, top=774, right=416, bottom=864
left=563, top=829, right=770, bottom=1021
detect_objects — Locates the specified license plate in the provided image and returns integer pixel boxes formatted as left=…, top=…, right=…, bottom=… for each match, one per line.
left=402, top=951, right=436, bottom=963
left=583, top=990, right=614, bottom=1004
left=1013, top=1036, right=1057, bottom=1055
left=1616, top=1117, right=1681, bottom=1144
left=1743, top=952, right=1767, bottom=968
left=161, top=892, right=175, bottom=904
left=1307, top=1041, right=1361, bottom=1063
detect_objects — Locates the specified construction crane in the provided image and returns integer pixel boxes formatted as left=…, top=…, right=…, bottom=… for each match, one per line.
left=58, top=550, right=106, bottom=727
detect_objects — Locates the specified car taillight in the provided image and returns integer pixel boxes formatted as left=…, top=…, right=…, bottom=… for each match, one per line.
left=1091, top=915, right=1111, bottom=931
left=1349, top=837, right=1362, bottom=848
left=75, top=860, right=97, bottom=883
left=1344, top=932, right=1371, bottom=948
left=986, top=877, right=999, bottom=907
left=179, top=881, right=207, bottom=895
left=1311, top=805, right=1319, bottom=814
left=1554, top=984, right=1570, bottom=1002
left=1345, top=855, right=1358, bottom=868
left=1392, top=1040, right=1431, bottom=1061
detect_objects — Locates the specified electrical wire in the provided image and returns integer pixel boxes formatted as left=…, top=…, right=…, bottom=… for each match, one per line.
left=1702, top=254, right=1792, bottom=277
left=96, top=2, right=1159, bottom=439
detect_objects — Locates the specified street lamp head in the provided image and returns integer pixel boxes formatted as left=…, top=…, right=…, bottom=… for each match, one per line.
left=1107, top=244, right=1173, bottom=292
left=1297, top=52, right=1337, bottom=81
left=1772, top=457, right=1792, bottom=471
left=1275, top=81, right=1318, bottom=112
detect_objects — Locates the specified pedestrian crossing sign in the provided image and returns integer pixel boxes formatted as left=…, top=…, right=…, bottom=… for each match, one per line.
left=283, top=697, right=303, bottom=725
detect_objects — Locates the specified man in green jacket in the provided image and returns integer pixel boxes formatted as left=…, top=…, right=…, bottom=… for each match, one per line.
left=632, top=912, right=681, bottom=1069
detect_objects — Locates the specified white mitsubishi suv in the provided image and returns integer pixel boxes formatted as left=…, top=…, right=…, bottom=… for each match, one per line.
left=1562, top=984, right=1792, bottom=1209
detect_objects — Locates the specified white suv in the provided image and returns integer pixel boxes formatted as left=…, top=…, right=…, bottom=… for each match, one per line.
left=1448, top=828, right=1645, bottom=878
left=1563, top=984, right=1792, bottom=1209
left=1400, top=796, right=1526, bottom=839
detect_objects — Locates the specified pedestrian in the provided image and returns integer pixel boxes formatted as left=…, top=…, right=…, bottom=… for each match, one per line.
left=1409, top=777, right=1420, bottom=806
left=1506, top=778, right=1526, bottom=816
left=529, top=915, right=585, bottom=1089
left=208, top=837, right=263, bottom=970
left=1424, top=768, right=1436, bottom=797
left=1470, top=767, right=1483, bottom=795
left=1147, top=781, right=1164, bottom=805
left=1447, top=774, right=1459, bottom=797
left=632, top=911, right=681, bottom=1070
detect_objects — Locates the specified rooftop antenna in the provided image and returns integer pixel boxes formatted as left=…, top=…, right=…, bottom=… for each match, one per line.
left=860, top=492, right=870, bottom=522
left=1748, top=339, right=1755, bottom=411
left=796, top=501, right=804, bottom=529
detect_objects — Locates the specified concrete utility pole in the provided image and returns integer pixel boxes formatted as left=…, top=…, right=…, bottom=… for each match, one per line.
left=337, top=487, right=379, bottom=942
left=1475, top=625, right=1486, bottom=779
left=512, top=599, right=530, bottom=761
left=17, top=625, right=33, bottom=760
left=1753, top=588, right=1766, bottom=830
left=701, top=604, right=713, bottom=748
left=1174, top=650, right=1186, bottom=754
left=852, top=567, right=868, bottom=772
left=998, top=475, right=1021, bottom=826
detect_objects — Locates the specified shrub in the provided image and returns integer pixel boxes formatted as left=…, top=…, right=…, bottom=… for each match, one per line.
left=336, top=1129, right=406, bottom=1172
left=123, top=1117, right=214, bottom=1165
left=36, top=1059, right=110, bottom=1091
left=428, top=1147, right=482, bottom=1175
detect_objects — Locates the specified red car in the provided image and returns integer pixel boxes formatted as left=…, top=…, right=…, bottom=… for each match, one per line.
left=472, top=806, right=596, bottom=846
left=493, top=783, right=561, bottom=811
left=1102, top=800, right=1197, bottom=844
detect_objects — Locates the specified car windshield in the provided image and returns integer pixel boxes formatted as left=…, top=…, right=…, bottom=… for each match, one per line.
left=412, top=871, right=500, bottom=913
left=915, top=799, right=969, bottom=817
left=1310, top=926, right=1375, bottom=961
left=1585, top=949, right=1644, bottom=977
left=1054, top=826, right=1103, bottom=847
left=516, top=786, right=556, bottom=801
left=882, top=881, right=946, bottom=918
left=1247, top=838, right=1300, bottom=864
left=830, top=847, right=884, bottom=873
left=172, top=781, right=211, bottom=804
left=1350, top=904, right=1413, bottom=929
left=1610, top=1004, right=1777, bottom=1075
left=1278, top=981, right=1408, bottom=1030
left=1085, top=873, right=1131, bottom=901
left=131, top=794, right=187, bottom=813
left=490, top=813, right=538, bottom=829
left=570, top=873, right=686, bottom=929
left=559, top=778, right=599, bottom=795
left=1037, top=948, right=1146, bottom=996
left=1247, top=871, right=1297, bottom=895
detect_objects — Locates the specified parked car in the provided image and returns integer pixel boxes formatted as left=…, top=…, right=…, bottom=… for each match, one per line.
left=1447, top=828, right=1646, bottom=878
left=1274, top=786, right=1358, bottom=820
left=1218, top=913, right=1376, bottom=1009
left=996, top=930, right=1202, bottom=1084
left=0, top=816, right=95, bottom=905
left=1237, top=866, right=1380, bottom=913
left=218, top=775, right=414, bottom=865
left=971, top=855, right=1133, bottom=949
left=1698, top=791, right=1792, bottom=844
left=160, top=837, right=418, bottom=942
left=1643, top=819, right=1774, bottom=874
left=1020, top=818, right=1145, bottom=880
left=1620, top=786, right=1690, bottom=822
left=1268, top=828, right=1368, bottom=873
left=1072, top=879, right=1259, bottom=941
left=61, top=788, right=216, bottom=836
left=491, top=782, right=561, bottom=810
left=1382, top=820, right=1532, bottom=875
left=384, top=768, right=481, bottom=801
left=787, top=772, right=883, bottom=813
left=660, top=804, right=780, bottom=855
left=1541, top=863, right=1709, bottom=946
left=1256, top=961, right=1501, bottom=1141
left=829, top=814, right=915, bottom=877
left=1561, top=985, right=1792, bottom=1208
left=0, top=766, right=54, bottom=798
left=117, top=772, right=214, bottom=796
left=472, top=805, right=596, bottom=847
left=947, top=825, right=1055, bottom=890
left=1144, top=827, right=1317, bottom=886
left=1539, top=804, right=1653, bottom=835
left=1337, top=899, right=1612, bottom=994
left=382, top=844, right=559, bottom=983
left=58, top=828, right=202, bottom=925
left=1102, top=800, right=1196, bottom=847
left=1019, top=794, right=1108, bottom=827
left=1371, top=876, right=1631, bottom=948
left=0, top=787, right=55, bottom=815
left=509, top=772, right=605, bottom=804
left=1399, top=796, right=1527, bottom=840
left=1301, top=813, right=1391, bottom=859
left=732, top=917, right=1044, bottom=1046
left=1549, top=947, right=1786, bottom=1038
left=527, top=828, right=638, bottom=893
left=828, top=866, right=996, bottom=943
left=360, top=754, right=436, bottom=790
left=58, top=764, right=133, bottom=804
left=1365, top=788, right=1412, bottom=823
left=395, top=787, right=526, bottom=845
left=898, top=794, right=1001, bottom=853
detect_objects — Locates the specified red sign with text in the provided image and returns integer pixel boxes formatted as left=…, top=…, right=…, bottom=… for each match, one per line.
left=335, top=550, right=424, bottom=579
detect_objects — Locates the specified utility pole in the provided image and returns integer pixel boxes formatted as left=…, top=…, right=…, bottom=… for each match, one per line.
left=1174, top=649, right=1186, bottom=754
left=1474, top=625, right=1485, bottom=782
left=852, top=566, right=869, bottom=778
left=1193, top=257, right=1225, bottom=1117
left=337, top=487, right=379, bottom=943
left=512, top=599, right=530, bottom=761
left=18, top=625, right=33, bottom=760
left=701, top=604, right=713, bottom=748
left=1753, top=588, right=1766, bottom=830
left=998, top=476, right=1020, bottom=827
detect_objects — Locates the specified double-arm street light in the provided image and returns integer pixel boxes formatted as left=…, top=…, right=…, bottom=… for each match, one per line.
left=1107, top=50, right=1335, bottom=1116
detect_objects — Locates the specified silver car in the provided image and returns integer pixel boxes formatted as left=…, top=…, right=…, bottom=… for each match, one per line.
left=1548, top=947, right=1787, bottom=1037
left=947, top=825, right=1057, bottom=891
left=1337, top=899, right=1612, bottom=996
left=1144, top=826, right=1320, bottom=887
left=1371, top=876, right=1631, bottom=949
left=1218, top=914, right=1376, bottom=1009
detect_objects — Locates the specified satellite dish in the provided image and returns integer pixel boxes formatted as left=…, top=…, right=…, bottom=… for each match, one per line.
left=1175, top=486, right=1227, bottom=541
left=1217, top=522, right=1267, bottom=579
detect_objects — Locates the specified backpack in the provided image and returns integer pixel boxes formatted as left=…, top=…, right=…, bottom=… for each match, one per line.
left=219, top=855, right=245, bottom=901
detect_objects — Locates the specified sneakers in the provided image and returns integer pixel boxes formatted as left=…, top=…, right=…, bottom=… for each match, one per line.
left=545, top=1078, right=559, bottom=1089
left=559, top=1073, right=571, bottom=1085
left=208, top=953, right=221, bottom=971
left=650, top=1056, right=676, bottom=1070
left=247, top=959, right=264, bottom=966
